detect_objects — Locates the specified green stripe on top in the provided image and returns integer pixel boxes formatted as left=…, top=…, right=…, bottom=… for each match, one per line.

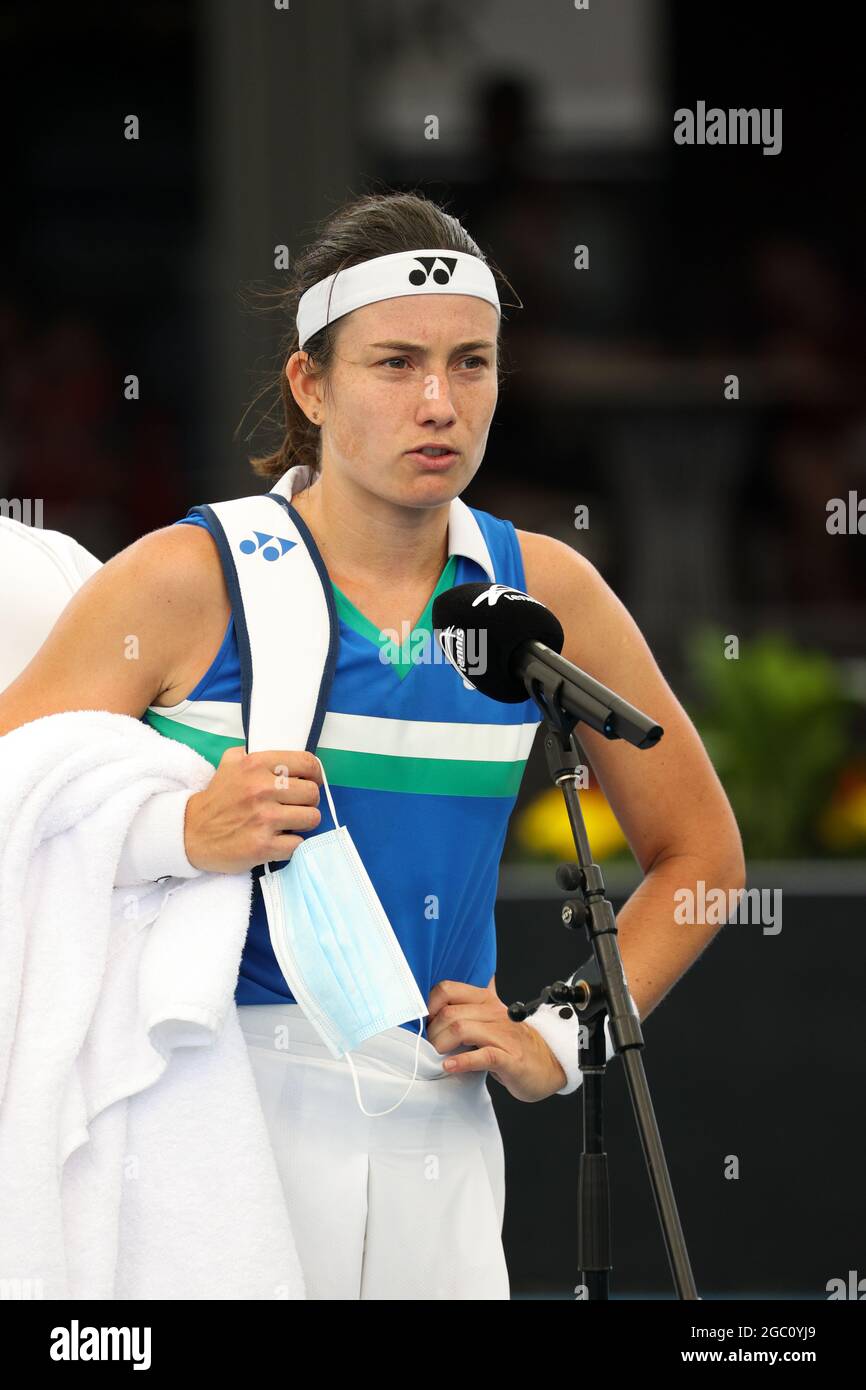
left=143, top=702, right=538, bottom=793
left=331, top=554, right=458, bottom=680
left=315, top=711, right=537, bottom=795
left=143, top=708, right=244, bottom=768
left=317, top=746, right=528, bottom=797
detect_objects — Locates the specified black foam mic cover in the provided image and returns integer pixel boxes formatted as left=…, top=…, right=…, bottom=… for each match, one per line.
left=432, top=582, right=565, bottom=703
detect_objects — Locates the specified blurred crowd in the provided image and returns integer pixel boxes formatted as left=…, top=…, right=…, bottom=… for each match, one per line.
left=0, top=301, right=187, bottom=561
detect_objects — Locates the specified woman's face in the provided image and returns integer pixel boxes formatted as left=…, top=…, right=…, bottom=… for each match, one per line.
left=288, top=293, right=500, bottom=507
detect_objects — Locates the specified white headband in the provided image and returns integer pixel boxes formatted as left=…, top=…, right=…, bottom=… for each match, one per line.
left=296, top=248, right=501, bottom=349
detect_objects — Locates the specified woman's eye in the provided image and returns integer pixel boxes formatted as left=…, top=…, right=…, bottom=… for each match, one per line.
left=377, top=355, right=489, bottom=370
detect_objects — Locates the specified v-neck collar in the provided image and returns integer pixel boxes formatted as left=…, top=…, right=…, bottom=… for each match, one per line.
left=268, top=465, right=498, bottom=683
left=331, top=553, right=459, bottom=681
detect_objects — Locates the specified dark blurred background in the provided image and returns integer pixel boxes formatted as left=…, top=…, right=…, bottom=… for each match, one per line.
left=2, top=0, right=863, bottom=1298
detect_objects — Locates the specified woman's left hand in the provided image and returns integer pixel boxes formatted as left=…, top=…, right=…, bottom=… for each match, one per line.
left=426, top=978, right=567, bottom=1103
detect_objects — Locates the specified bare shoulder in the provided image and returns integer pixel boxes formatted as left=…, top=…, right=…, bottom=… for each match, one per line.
left=126, top=519, right=226, bottom=587
left=126, top=522, right=231, bottom=701
left=127, top=519, right=230, bottom=606
left=106, top=521, right=230, bottom=633
left=89, top=520, right=229, bottom=636
left=514, top=525, right=655, bottom=684
left=515, top=527, right=607, bottom=614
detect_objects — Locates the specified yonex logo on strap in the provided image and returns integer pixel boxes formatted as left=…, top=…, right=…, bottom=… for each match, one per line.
left=238, top=531, right=296, bottom=561
left=408, top=256, right=457, bottom=287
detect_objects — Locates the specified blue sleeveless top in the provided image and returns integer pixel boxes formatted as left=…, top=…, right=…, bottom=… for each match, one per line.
left=142, top=498, right=542, bottom=1037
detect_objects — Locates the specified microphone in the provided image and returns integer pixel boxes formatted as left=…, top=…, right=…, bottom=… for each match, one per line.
left=431, top=582, right=663, bottom=749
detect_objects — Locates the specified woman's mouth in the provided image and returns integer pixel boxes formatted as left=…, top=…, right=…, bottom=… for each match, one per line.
left=406, top=448, right=459, bottom=469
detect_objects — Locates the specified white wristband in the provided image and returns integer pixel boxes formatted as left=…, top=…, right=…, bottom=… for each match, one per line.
left=114, top=788, right=204, bottom=887
left=524, top=992, right=639, bottom=1096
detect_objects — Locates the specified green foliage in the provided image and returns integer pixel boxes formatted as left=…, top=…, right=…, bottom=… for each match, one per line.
left=686, top=628, right=850, bottom=858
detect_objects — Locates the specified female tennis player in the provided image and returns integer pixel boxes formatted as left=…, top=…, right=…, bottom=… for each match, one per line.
left=0, top=191, right=744, bottom=1300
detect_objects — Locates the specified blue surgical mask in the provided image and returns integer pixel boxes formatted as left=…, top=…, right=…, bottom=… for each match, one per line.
left=260, top=759, right=429, bottom=1117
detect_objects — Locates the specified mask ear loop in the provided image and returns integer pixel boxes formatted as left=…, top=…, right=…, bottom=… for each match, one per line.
left=344, top=1016, right=425, bottom=1118
left=315, top=755, right=341, bottom=832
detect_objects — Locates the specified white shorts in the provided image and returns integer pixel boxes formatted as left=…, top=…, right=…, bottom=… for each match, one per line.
left=237, top=1003, right=510, bottom=1300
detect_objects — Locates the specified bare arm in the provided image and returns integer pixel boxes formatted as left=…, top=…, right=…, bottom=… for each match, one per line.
left=517, top=529, right=746, bottom=1023
left=426, top=540, right=745, bottom=1102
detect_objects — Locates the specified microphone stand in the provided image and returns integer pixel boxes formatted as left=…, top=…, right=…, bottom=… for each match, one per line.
left=508, top=689, right=699, bottom=1301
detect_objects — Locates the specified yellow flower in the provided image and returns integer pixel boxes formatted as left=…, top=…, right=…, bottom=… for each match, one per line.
left=515, top=785, right=628, bottom=861
left=818, top=784, right=866, bottom=850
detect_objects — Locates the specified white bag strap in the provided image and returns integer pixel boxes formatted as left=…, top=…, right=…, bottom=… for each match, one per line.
left=195, top=491, right=339, bottom=756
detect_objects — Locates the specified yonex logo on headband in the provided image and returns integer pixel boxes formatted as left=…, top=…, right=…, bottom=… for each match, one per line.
left=408, top=256, right=456, bottom=286
left=296, top=247, right=501, bottom=349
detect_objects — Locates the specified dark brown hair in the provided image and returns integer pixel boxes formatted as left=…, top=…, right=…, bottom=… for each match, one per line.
left=240, top=187, right=518, bottom=484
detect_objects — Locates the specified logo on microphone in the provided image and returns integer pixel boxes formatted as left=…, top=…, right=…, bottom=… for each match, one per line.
left=408, top=256, right=457, bottom=286
left=437, top=623, right=487, bottom=689
left=440, top=623, right=467, bottom=674
left=471, top=583, right=543, bottom=608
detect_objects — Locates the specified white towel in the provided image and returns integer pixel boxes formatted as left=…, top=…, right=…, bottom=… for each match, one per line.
left=0, top=515, right=102, bottom=691
left=0, top=709, right=306, bottom=1299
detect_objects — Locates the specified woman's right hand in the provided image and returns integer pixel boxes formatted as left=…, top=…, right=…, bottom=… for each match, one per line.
left=184, top=747, right=323, bottom=874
